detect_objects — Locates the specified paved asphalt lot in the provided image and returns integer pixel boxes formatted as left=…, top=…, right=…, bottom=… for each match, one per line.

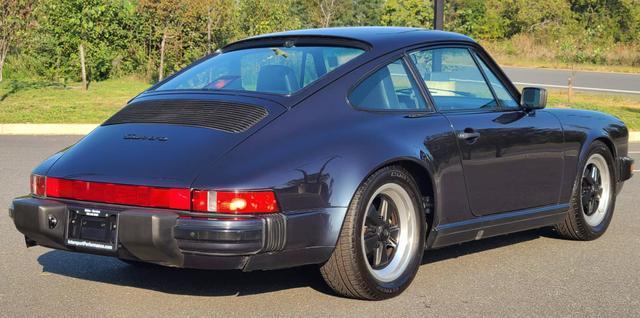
left=1, top=136, right=639, bottom=317
left=503, top=67, right=640, bottom=95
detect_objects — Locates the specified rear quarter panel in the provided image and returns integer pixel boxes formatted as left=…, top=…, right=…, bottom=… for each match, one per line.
left=192, top=58, right=473, bottom=248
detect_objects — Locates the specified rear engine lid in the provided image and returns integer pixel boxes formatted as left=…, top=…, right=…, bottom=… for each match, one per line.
left=46, top=94, right=285, bottom=189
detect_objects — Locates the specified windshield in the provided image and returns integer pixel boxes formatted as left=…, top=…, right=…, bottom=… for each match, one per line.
left=155, top=46, right=365, bottom=95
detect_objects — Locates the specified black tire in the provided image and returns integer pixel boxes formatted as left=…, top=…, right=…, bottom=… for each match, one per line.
left=555, top=141, right=616, bottom=240
left=319, top=165, right=426, bottom=300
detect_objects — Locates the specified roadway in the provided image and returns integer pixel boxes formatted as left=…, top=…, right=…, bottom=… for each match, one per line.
left=503, top=66, right=640, bottom=95
left=1, top=136, right=639, bottom=317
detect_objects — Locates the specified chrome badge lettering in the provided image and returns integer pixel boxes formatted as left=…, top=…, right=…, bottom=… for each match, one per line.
left=123, top=134, right=168, bottom=142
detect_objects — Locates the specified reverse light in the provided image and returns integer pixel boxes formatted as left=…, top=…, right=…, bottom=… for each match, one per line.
left=191, top=190, right=279, bottom=214
left=30, top=174, right=46, bottom=197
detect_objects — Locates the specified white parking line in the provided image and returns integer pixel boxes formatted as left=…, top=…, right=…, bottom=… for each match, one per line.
left=512, top=82, right=640, bottom=95
left=628, top=151, right=640, bottom=154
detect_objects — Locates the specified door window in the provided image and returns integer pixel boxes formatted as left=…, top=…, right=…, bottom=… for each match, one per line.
left=409, top=48, right=496, bottom=111
left=474, top=53, right=520, bottom=109
left=349, top=59, right=426, bottom=110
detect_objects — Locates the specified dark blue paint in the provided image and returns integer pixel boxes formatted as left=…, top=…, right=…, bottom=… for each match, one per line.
left=30, top=28, right=630, bottom=253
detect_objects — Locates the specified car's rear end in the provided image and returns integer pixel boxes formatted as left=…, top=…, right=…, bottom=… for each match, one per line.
left=9, top=93, right=293, bottom=269
left=8, top=37, right=371, bottom=270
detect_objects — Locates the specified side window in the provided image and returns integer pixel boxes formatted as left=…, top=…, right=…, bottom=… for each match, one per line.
left=302, top=53, right=318, bottom=86
left=410, top=48, right=496, bottom=111
left=349, top=59, right=426, bottom=111
left=474, top=53, right=520, bottom=109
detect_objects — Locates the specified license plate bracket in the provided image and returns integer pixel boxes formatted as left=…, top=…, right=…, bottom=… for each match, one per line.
left=66, top=208, right=118, bottom=253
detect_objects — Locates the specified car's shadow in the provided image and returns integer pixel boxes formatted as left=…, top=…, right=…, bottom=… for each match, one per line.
left=421, top=227, right=559, bottom=265
left=37, top=228, right=558, bottom=297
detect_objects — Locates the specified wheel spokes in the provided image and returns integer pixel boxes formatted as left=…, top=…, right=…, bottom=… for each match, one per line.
left=387, top=236, right=398, bottom=249
left=581, top=163, right=604, bottom=216
left=584, top=165, right=597, bottom=186
left=373, top=244, right=383, bottom=266
left=379, top=198, right=389, bottom=221
left=363, top=194, right=401, bottom=270
left=372, top=244, right=390, bottom=268
left=388, top=225, right=400, bottom=239
left=365, top=204, right=384, bottom=227
left=363, top=230, right=379, bottom=254
left=592, top=164, right=600, bottom=187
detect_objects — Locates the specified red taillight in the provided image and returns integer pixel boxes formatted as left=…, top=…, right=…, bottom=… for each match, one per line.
left=45, top=177, right=191, bottom=210
left=192, top=190, right=279, bottom=214
left=30, top=174, right=46, bottom=196
left=35, top=176, right=278, bottom=214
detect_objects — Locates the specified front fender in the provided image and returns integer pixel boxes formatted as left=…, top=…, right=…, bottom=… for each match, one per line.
left=545, top=108, right=629, bottom=202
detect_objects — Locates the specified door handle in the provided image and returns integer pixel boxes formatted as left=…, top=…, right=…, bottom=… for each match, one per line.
left=458, top=129, right=480, bottom=142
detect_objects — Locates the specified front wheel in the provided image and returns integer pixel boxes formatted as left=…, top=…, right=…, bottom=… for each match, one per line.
left=320, top=166, right=426, bottom=300
left=555, top=141, right=616, bottom=240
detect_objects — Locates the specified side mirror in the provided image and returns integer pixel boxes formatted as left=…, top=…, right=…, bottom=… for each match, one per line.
left=521, top=87, right=547, bottom=110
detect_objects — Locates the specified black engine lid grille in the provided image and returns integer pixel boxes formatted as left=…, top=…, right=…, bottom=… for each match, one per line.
left=103, top=100, right=269, bottom=133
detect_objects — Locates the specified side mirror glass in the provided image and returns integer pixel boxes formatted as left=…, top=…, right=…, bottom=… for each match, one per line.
left=521, top=87, right=547, bottom=110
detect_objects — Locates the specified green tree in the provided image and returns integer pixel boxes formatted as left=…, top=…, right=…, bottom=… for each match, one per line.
left=347, top=0, right=384, bottom=26
left=201, top=0, right=237, bottom=53
left=37, top=0, right=133, bottom=87
left=380, top=0, right=433, bottom=28
left=445, top=0, right=508, bottom=39
left=0, top=0, right=36, bottom=82
left=313, top=0, right=342, bottom=27
left=236, top=0, right=302, bottom=37
left=137, top=0, right=190, bottom=81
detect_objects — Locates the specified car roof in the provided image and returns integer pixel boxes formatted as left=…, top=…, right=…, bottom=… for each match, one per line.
left=224, top=27, right=476, bottom=52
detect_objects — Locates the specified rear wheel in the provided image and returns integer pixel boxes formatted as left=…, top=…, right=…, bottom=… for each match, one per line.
left=320, top=166, right=425, bottom=300
left=555, top=141, right=616, bottom=240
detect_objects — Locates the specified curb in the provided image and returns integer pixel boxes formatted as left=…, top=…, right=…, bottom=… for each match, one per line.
left=1, top=124, right=640, bottom=142
left=0, top=124, right=97, bottom=135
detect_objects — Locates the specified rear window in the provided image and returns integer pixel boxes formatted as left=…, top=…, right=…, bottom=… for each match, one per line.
left=155, top=46, right=365, bottom=95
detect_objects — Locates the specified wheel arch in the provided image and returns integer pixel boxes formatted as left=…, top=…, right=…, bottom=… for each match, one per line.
left=361, top=157, right=437, bottom=237
left=594, top=136, right=617, bottom=159
left=580, top=135, right=618, bottom=180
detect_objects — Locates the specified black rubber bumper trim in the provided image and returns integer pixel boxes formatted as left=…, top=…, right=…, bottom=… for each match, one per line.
left=117, top=210, right=183, bottom=266
left=10, top=197, right=344, bottom=271
left=174, top=218, right=265, bottom=255
left=12, top=197, right=69, bottom=250
left=619, top=156, right=634, bottom=182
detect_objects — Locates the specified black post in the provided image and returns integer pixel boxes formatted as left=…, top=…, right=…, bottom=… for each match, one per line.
left=434, top=0, right=444, bottom=30
left=432, top=0, right=444, bottom=72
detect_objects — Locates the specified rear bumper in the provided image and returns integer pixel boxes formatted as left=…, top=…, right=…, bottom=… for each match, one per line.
left=9, top=197, right=345, bottom=271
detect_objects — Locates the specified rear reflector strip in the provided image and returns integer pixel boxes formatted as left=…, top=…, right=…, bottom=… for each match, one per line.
left=45, top=177, right=191, bottom=210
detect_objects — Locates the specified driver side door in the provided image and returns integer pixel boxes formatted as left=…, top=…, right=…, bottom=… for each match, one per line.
left=409, top=46, right=564, bottom=215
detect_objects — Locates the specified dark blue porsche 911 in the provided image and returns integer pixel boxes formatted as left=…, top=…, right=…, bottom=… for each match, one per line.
left=10, top=27, right=634, bottom=299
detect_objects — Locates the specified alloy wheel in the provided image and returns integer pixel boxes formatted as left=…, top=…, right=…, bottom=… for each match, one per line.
left=361, top=183, right=418, bottom=283
left=581, top=154, right=611, bottom=227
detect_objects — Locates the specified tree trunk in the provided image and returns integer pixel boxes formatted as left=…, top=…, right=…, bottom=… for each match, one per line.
left=158, top=30, right=167, bottom=81
left=0, top=39, right=10, bottom=83
left=79, top=43, right=87, bottom=90
left=0, top=47, right=6, bottom=83
left=207, top=7, right=212, bottom=54
left=318, top=0, right=336, bottom=28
